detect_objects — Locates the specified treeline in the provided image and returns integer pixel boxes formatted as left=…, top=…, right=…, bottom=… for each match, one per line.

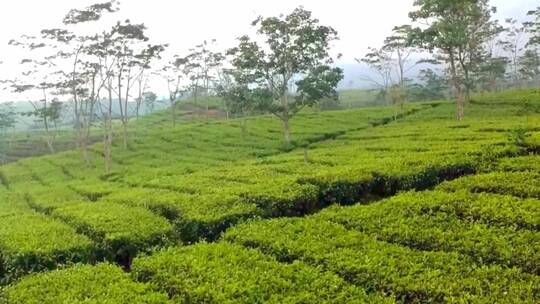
left=360, top=1, right=540, bottom=120
left=0, top=0, right=538, bottom=172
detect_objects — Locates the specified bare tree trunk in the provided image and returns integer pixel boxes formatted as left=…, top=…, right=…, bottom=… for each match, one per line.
left=41, top=90, right=55, bottom=154
left=72, top=47, right=83, bottom=155
left=123, top=72, right=131, bottom=150
left=224, top=98, right=230, bottom=120
left=171, top=97, right=177, bottom=127
left=205, top=72, right=210, bottom=120
left=449, top=50, right=465, bottom=121
left=193, top=80, right=199, bottom=117
left=241, top=112, right=248, bottom=140
left=82, top=80, right=97, bottom=166
left=282, top=116, right=291, bottom=146
left=104, top=87, right=114, bottom=173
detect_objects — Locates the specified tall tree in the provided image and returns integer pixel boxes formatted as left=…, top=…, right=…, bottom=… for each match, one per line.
left=409, top=68, right=449, bottom=101
left=162, top=55, right=190, bottom=126
left=360, top=25, right=420, bottom=117
left=229, top=7, right=343, bottom=145
left=216, top=68, right=268, bottom=138
left=0, top=103, right=17, bottom=164
left=523, top=7, right=540, bottom=86
left=407, top=0, right=499, bottom=120
left=500, top=18, right=526, bottom=86
left=518, top=49, right=540, bottom=82
left=56, top=0, right=120, bottom=164
left=6, top=41, right=60, bottom=153
left=356, top=47, right=394, bottom=103
left=186, top=40, right=224, bottom=118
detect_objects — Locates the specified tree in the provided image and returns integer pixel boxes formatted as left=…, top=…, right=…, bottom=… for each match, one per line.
left=162, top=55, right=190, bottom=126
left=216, top=69, right=268, bottom=138
left=141, top=91, right=157, bottom=114
left=0, top=103, right=17, bottom=164
left=229, top=7, right=343, bottom=145
left=525, top=7, right=540, bottom=47
left=477, top=55, right=507, bottom=91
left=186, top=40, right=224, bottom=118
left=107, top=20, right=164, bottom=149
left=409, top=68, right=449, bottom=101
left=356, top=47, right=393, bottom=103
left=518, top=49, right=540, bottom=82
left=523, top=7, right=540, bottom=86
left=500, top=18, right=526, bottom=86
left=133, top=45, right=165, bottom=119
left=384, top=25, right=420, bottom=90
left=51, top=0, right=120, bottom=164
left=407, top=0, right=499, bottom=120
left=6, top=47, right=60, bottom=153
left=359, top=25, right=420, bottom=118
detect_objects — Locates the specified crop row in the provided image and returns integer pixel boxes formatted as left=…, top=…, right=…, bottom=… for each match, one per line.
left=1, top=263, right=170, bottom=304
left=1, top=243, right=395, bottom=304
left=316, top=190, right=540, bottom=274
left=0, top=192, right=93, bottom=284
left=438, top=171, right=540, bottom=199
left=1, top=100, right=538, bottom=284
left=224, top=217, right=540, bottom=303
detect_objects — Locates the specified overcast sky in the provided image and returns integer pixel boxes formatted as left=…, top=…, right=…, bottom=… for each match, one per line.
left=0, top=0, right=537, bottom=100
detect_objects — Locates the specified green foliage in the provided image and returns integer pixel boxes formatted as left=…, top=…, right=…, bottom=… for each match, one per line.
left=1, top=263, right=170, bottom=304
left=132, top=242, right=390, bottom=303
left=52, top=201, right=173, bottom=265
left=438, top=171, right=540, bottom=199
left=317, top=190, right=540, bottom=273
left=228, top=7, right=343, bottom=143
left=224, top=217, right=540, bottom=303
left=0, top=89, right=540, bottom=301
left=497, top=155, right=540, bottom=172
left=0, top=194, right=93, bottom=283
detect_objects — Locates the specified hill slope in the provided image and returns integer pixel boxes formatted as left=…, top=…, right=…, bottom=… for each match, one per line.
left=1, top=89, right=540, bottom=303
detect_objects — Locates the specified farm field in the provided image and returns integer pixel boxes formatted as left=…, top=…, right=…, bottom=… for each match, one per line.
left=0, top=89, right=539, bottom=303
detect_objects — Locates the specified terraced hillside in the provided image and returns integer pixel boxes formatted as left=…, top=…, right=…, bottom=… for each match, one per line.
left=0, top=90, right=539, bottom=303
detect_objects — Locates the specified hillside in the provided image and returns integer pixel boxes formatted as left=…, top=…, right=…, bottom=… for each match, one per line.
left=0, top=89, right=539, bottom=303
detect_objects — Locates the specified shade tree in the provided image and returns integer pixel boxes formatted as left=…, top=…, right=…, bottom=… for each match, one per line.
left=406, top=0, right=500, bottom=120
left=228, top=7, right=343, bottom=145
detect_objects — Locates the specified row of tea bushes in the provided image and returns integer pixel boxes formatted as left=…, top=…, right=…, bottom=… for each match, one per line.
left=51, top=201, right=174, bottom=266
left=0, top=263, right=170, bottom=304
left=316, top=191, right=540, bottom=274
left=224, top=217, right=540, bottom=303
left=132, top=243, right=392, bottom=303
left=438, top=171, right=540, bottom=199
left=0, top=192, right=93, bottom=284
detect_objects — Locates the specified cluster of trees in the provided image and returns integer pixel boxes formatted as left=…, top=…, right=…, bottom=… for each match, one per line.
left=1, top=0, right=539, bottom=171
left=360, top=1, right=540, bottom=120
left=0, top=2, right=343, bottom=171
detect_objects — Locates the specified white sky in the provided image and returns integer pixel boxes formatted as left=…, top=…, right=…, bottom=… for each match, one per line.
left=0, top=0, right=537, bottom=100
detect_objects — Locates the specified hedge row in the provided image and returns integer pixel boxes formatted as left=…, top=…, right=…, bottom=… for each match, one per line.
left=497, top=155, right=540, bottom=173
left=23, top=184, right=85, bottom=213
left=0, top=194, right=92, bottom=284
left=132, top=242, right=392, bottom=303
left=1, top=263, right=170, bottom=304
left=224, top=217, right=540, bottom=303
left=360, top=190, right=539, bottom=230
left=51, top=201, right=173, bottom=267
left=99, top=187, right=258, bottom=243
left=438, top=171, right=540, bottom=199
left=316, top=191, right=540, bottom=274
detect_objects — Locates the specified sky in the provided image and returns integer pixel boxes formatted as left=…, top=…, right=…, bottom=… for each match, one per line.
left=0, top=0, right=537, bottom=100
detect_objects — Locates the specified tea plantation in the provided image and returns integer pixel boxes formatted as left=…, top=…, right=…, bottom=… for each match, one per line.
left=0, top=90, right=539, bottom=303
